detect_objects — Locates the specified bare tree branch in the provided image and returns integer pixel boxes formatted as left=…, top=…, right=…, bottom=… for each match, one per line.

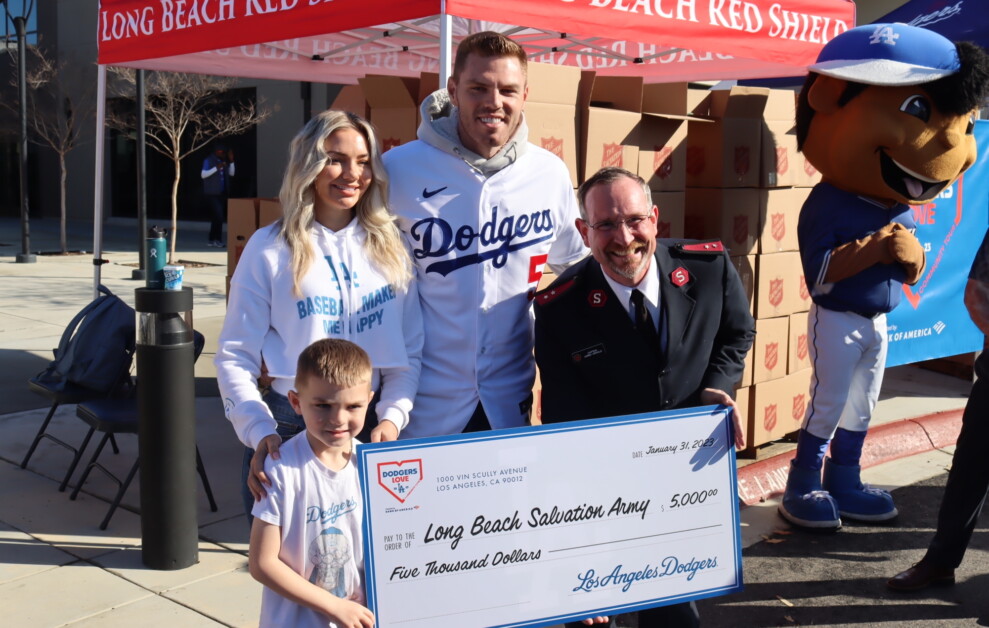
left=107, top=68, right=271, bottom=262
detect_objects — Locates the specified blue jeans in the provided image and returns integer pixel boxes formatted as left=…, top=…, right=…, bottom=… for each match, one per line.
left=241, top=389, right=305, bottom=524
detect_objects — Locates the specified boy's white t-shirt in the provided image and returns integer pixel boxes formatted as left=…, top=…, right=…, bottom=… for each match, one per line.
left=252, top=432, right=365, bottom=628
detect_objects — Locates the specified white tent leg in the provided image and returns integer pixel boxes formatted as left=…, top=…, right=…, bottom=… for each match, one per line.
left=92, top=64, right=106, bottom=299
left=439, top=1, right=452, bottom=88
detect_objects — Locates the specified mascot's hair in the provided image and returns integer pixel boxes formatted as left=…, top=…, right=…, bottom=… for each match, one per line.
left=797, top=41, right=989, bottom=151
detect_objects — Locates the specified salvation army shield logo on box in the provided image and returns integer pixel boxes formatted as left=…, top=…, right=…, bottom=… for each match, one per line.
left=541, top=136, right=564, bottom=159
left=764, top=342, right=779, bottom=371
left=771, top=213, right=786, bottom=242
left=382, top=138, right=401, bottom=152
left=799, top=275, right=810, bottom=302
left=602, top=143, right=624, bottom=168
left=654, top=145, right=674, bottom=179
left=797, top=333, right=809, bottom=360
left=763, top=404, right=777, bottom=431
left=769, top=277, right=784, bottom=308
left=792, top=393, right=807, bottom=422
left=377, top=460, right=423, bottom=503
left=657, top=220, right=671, bottom=239
left=776, top=146, right=789, bottom=175
left=733, top=215, right=749, bottom=245
left=803, top=156, right=817, bottom=177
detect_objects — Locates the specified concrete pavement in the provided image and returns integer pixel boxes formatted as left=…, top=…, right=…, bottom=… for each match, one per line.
left=0, top=216, right=976, bottom=627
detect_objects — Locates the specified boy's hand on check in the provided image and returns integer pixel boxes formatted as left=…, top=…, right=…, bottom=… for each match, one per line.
left=580, top=616, right=610, bottom=625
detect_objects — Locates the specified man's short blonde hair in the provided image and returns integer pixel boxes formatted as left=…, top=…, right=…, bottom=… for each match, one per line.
left=295, top=339, right=372, bottom=390
left=453, top=31, right=528, bottom=81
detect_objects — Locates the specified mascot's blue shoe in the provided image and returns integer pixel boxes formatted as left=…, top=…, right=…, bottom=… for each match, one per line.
left=778, top=462, right=841, bottom=529
left=822, top=457, right=898, bottom=522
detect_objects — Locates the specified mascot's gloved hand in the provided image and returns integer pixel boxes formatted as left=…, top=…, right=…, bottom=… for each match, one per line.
left=824, top=222, right=898, bottom=283
left=888, top=224, right=926, bottom=285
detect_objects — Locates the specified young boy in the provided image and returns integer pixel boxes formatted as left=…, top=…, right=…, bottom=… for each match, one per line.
left=249, top=338, right=376, bottom=628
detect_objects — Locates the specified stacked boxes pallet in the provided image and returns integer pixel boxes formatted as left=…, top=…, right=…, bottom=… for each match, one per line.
left=681, top=86, right=820, bottom=457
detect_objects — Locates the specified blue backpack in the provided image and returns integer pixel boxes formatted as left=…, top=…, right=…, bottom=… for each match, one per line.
left=35, top=285, right=136, bottom=394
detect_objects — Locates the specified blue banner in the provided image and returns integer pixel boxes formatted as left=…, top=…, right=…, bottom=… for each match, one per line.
left=886, top=121, right=989, bottom=367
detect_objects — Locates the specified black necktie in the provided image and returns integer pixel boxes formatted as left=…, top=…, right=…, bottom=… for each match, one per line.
left=631, top=289, right=660, bottom=353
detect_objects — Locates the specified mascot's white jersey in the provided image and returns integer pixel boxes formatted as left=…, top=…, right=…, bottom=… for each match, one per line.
left=384, top=140, right=586, bottom=437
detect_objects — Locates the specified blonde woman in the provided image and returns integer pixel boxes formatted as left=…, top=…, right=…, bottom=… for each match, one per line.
left=216, top=110, right=423, bottom=517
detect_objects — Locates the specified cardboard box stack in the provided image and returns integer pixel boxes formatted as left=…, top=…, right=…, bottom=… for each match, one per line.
left=226, top=197, right=281, bottom=298
left=681, top=86, right=820, bottom=456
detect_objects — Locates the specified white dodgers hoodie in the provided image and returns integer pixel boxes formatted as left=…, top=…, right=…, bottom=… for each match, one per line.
left=216, top=219, right=423, bottom=450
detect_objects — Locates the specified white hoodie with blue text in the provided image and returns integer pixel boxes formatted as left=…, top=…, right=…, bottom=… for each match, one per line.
left=216, top=218, right=423, bottom=450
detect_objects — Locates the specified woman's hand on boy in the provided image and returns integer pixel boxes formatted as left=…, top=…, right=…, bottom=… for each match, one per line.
left=248, top=434, right=282, bottom=501
left=370, top=420, right=399, bottom=443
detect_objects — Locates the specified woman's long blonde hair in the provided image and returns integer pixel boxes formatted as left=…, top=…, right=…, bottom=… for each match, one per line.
left=278, top=110, right=412, bottom=296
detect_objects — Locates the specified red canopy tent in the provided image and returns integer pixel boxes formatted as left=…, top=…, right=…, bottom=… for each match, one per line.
left=90, top=0, right=856, bottom=291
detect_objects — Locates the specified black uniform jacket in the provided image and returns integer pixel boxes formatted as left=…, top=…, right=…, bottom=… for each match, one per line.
left=534, top=239, right=755, bottom=424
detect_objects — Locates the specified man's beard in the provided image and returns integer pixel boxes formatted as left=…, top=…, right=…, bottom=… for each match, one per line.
left=606, top=244, right=651, bottom=281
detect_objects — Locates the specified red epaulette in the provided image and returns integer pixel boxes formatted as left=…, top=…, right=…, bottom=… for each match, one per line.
left=675, top=240, right=725, bottom=254
left=534, top=279, right=576, bottom=305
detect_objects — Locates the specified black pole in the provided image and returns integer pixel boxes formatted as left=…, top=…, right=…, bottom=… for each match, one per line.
left=301, top=81, right=312, bottom=124
left=14, top=15, right=34, bottom=263
left=135, top=287, right=198, bottom=570
left=132, top=70, right=147, bottom=280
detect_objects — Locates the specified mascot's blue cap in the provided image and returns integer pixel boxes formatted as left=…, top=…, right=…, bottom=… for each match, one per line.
left=809, top=23, right=960, bottom=86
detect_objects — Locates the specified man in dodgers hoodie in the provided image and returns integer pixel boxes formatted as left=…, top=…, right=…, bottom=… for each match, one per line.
left=383, top=31, right=587, bottom=438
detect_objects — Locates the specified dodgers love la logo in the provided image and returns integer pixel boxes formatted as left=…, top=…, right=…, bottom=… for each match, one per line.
left=377, top=459, right=423, bottom=503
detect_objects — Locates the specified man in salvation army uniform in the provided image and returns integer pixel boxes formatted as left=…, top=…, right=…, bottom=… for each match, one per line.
left=780, top=23, right=989, bottom=531
left=534, top=166, right=754, bottom=628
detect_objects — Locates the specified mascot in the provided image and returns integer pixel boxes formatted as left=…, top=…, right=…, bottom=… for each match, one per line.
left=780, top=23, right=989, bottom=530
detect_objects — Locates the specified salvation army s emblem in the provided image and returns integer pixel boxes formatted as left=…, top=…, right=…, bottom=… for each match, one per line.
left=377, top=459, right=423, bottom=503
left=797, top=333, right=808, bottom=360
left=670, top=267, right=690, bottom=287
left=588, top=290, right=607, bottom=307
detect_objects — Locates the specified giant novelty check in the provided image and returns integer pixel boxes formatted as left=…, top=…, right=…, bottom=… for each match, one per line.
left=357, top=406, right=743, bottom=628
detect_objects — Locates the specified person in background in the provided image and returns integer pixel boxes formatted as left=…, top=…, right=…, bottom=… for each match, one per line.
left=216, top=110, right=423, bottom=521
left=202, top=143, right=235, bottom=247
left=383, top=31, right=586, bottom=439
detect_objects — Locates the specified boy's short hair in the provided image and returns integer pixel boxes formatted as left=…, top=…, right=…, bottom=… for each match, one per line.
left=295, top=339, right=372, bottom=389
left=453, top=31, right=528, bottom=81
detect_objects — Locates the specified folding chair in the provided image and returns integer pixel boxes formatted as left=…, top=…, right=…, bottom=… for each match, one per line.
left=23, top=377, right=131, bottom=492
left=68, top=330, right=217, bottom=529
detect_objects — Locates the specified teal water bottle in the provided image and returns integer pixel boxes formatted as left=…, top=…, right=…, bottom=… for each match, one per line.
left=146, top=226, right=167, bottom=289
